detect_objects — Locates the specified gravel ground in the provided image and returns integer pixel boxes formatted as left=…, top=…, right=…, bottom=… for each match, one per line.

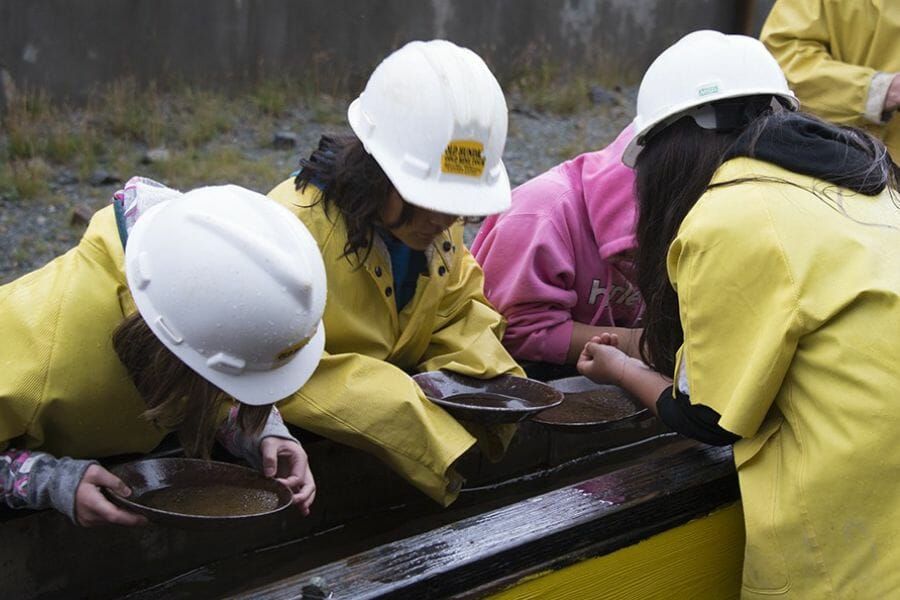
left=0, top=89, right=635, bottom=284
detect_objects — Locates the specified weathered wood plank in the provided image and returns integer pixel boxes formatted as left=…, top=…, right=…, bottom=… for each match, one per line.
left=230, top=441, right=738, bottom=599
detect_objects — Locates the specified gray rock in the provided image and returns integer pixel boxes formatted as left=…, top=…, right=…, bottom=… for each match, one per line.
left=89, top=170, right=121, bottom=186
left=142, top=147, right=171, bottom=164
left=273, top=131, right=298, bottom=150
left=588, top=85, right=617, bottom=106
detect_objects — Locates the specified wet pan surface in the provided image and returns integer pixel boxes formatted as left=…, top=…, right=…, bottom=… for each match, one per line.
left=412, top=371, right=564, bottom=424
left=532, top=376, right=649, bottom=430
left=136, top=484, right=280, bottom=516
left=108, top=458, right=292, bottom=529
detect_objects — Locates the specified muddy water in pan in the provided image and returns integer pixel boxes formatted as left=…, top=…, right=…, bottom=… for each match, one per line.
left=136, top=485, right=280, bottom=517
left=549, top=390, right=641, bottom=421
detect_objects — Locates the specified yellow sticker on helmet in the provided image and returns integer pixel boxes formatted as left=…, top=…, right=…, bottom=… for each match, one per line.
left=275, top=326, right=316, bottom=363
left=441, top=140, right=485, bottom=177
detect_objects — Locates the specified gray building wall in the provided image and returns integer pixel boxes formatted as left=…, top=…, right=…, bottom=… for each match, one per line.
left=0, top=0, right=775, bottom=102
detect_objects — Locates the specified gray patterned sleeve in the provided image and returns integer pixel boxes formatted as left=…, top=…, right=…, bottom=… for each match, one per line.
left=216, top=405, right=299, bottom=471
left=1, top=448, right=96, bottom=523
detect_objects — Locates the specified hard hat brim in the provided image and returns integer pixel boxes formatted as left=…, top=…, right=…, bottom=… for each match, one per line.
left=202, top=323, right=326, bottom=406
left=390, top=161, right=512, bottom=217
left=621, top=122, right=643, bottom=168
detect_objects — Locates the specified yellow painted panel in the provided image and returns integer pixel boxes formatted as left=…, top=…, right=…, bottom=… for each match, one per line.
left=488, top=502, right=745, bottom=600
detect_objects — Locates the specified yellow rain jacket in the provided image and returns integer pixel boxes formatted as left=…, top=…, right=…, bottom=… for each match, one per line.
left=761, top=0, right=900, bottom=158
left=269, top=179, right=524, bottom=505
left=669, top=158, right=900, bottom=598
left=0, top=206, right=163, bottom=457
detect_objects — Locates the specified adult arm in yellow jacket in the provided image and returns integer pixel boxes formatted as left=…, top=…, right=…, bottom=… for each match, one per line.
left=760, top=0, right=900, bottom=157
left=270, top=179, right=524, bottom=506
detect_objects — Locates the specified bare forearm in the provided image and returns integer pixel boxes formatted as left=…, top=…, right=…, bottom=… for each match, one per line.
left=886, top=73, right=900, bottom=113
left=614, top=356, right=671, bottom=416
left=567, top=322, right=642, bottom=364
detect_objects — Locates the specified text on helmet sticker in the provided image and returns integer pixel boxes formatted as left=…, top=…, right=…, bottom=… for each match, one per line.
left=441, top=140, right=485, bottom=177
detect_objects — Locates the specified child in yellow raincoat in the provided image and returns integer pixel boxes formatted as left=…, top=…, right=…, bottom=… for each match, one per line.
left=578, top=31, right=900, bottom=597
left=1, top=178, right=326, bottom=526
left=269, top=40, right=525, bottom=506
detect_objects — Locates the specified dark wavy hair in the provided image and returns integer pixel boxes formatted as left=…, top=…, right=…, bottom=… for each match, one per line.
left=633, top=117, right=739, bottom=374
left=293, top=134, right=414, bottom=262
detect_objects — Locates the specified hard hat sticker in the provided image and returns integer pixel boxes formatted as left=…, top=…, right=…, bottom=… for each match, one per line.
left=441, top=141, right=485, bottom=177
left=275, top=327, right=316, bottom=363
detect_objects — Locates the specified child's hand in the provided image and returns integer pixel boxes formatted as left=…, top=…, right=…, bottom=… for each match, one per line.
left=577, top=339, right=628, bottom=385
left=75, top=465, right=148, bottom=527
left=260, top=437, right=316, bottom=516
left=588, top=332, right=620, bottom=347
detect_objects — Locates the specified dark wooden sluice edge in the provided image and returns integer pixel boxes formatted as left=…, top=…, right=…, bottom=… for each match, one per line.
left=1, top=420, right=736, bottom=599
left=232, top=441, right=739, bottom=600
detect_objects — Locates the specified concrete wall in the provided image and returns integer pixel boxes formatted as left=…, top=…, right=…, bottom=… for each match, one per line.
left=0, top=0, right=775, bottom=102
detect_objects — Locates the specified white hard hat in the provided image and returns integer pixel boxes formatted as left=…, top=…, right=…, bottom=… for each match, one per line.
left=125, top=185, right=327, bottom=406
left=622, top=30, right=799, bottom=167
left=347, top=39, right=511, bottom=217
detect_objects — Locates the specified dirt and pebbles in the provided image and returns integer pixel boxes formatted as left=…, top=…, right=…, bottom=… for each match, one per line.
left=0, top=90, right=635, bottom=284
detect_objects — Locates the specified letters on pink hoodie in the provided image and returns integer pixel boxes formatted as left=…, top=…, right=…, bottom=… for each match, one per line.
left=471, top=126, right=643, bottom=364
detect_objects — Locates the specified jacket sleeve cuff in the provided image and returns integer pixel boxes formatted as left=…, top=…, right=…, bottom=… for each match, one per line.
left=655, top=386, right=740, bottom=447
left=2, top=449, right=96, bottom=523
left=866, top=72, right=896, bottom=124
left=222, top=407, right=300, bottom=471
left=51, top=457, right=97, bottom=524
left=258, top=407, right=299, bottom=444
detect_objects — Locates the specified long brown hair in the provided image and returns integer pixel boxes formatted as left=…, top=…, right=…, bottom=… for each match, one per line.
left=633, top=117, right=740, bottom=374
left=112, top=312, right=270, bottom=458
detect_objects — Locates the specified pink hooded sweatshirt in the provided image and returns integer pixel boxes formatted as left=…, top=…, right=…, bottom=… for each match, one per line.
left=471, top=126, right=643, bottom=364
